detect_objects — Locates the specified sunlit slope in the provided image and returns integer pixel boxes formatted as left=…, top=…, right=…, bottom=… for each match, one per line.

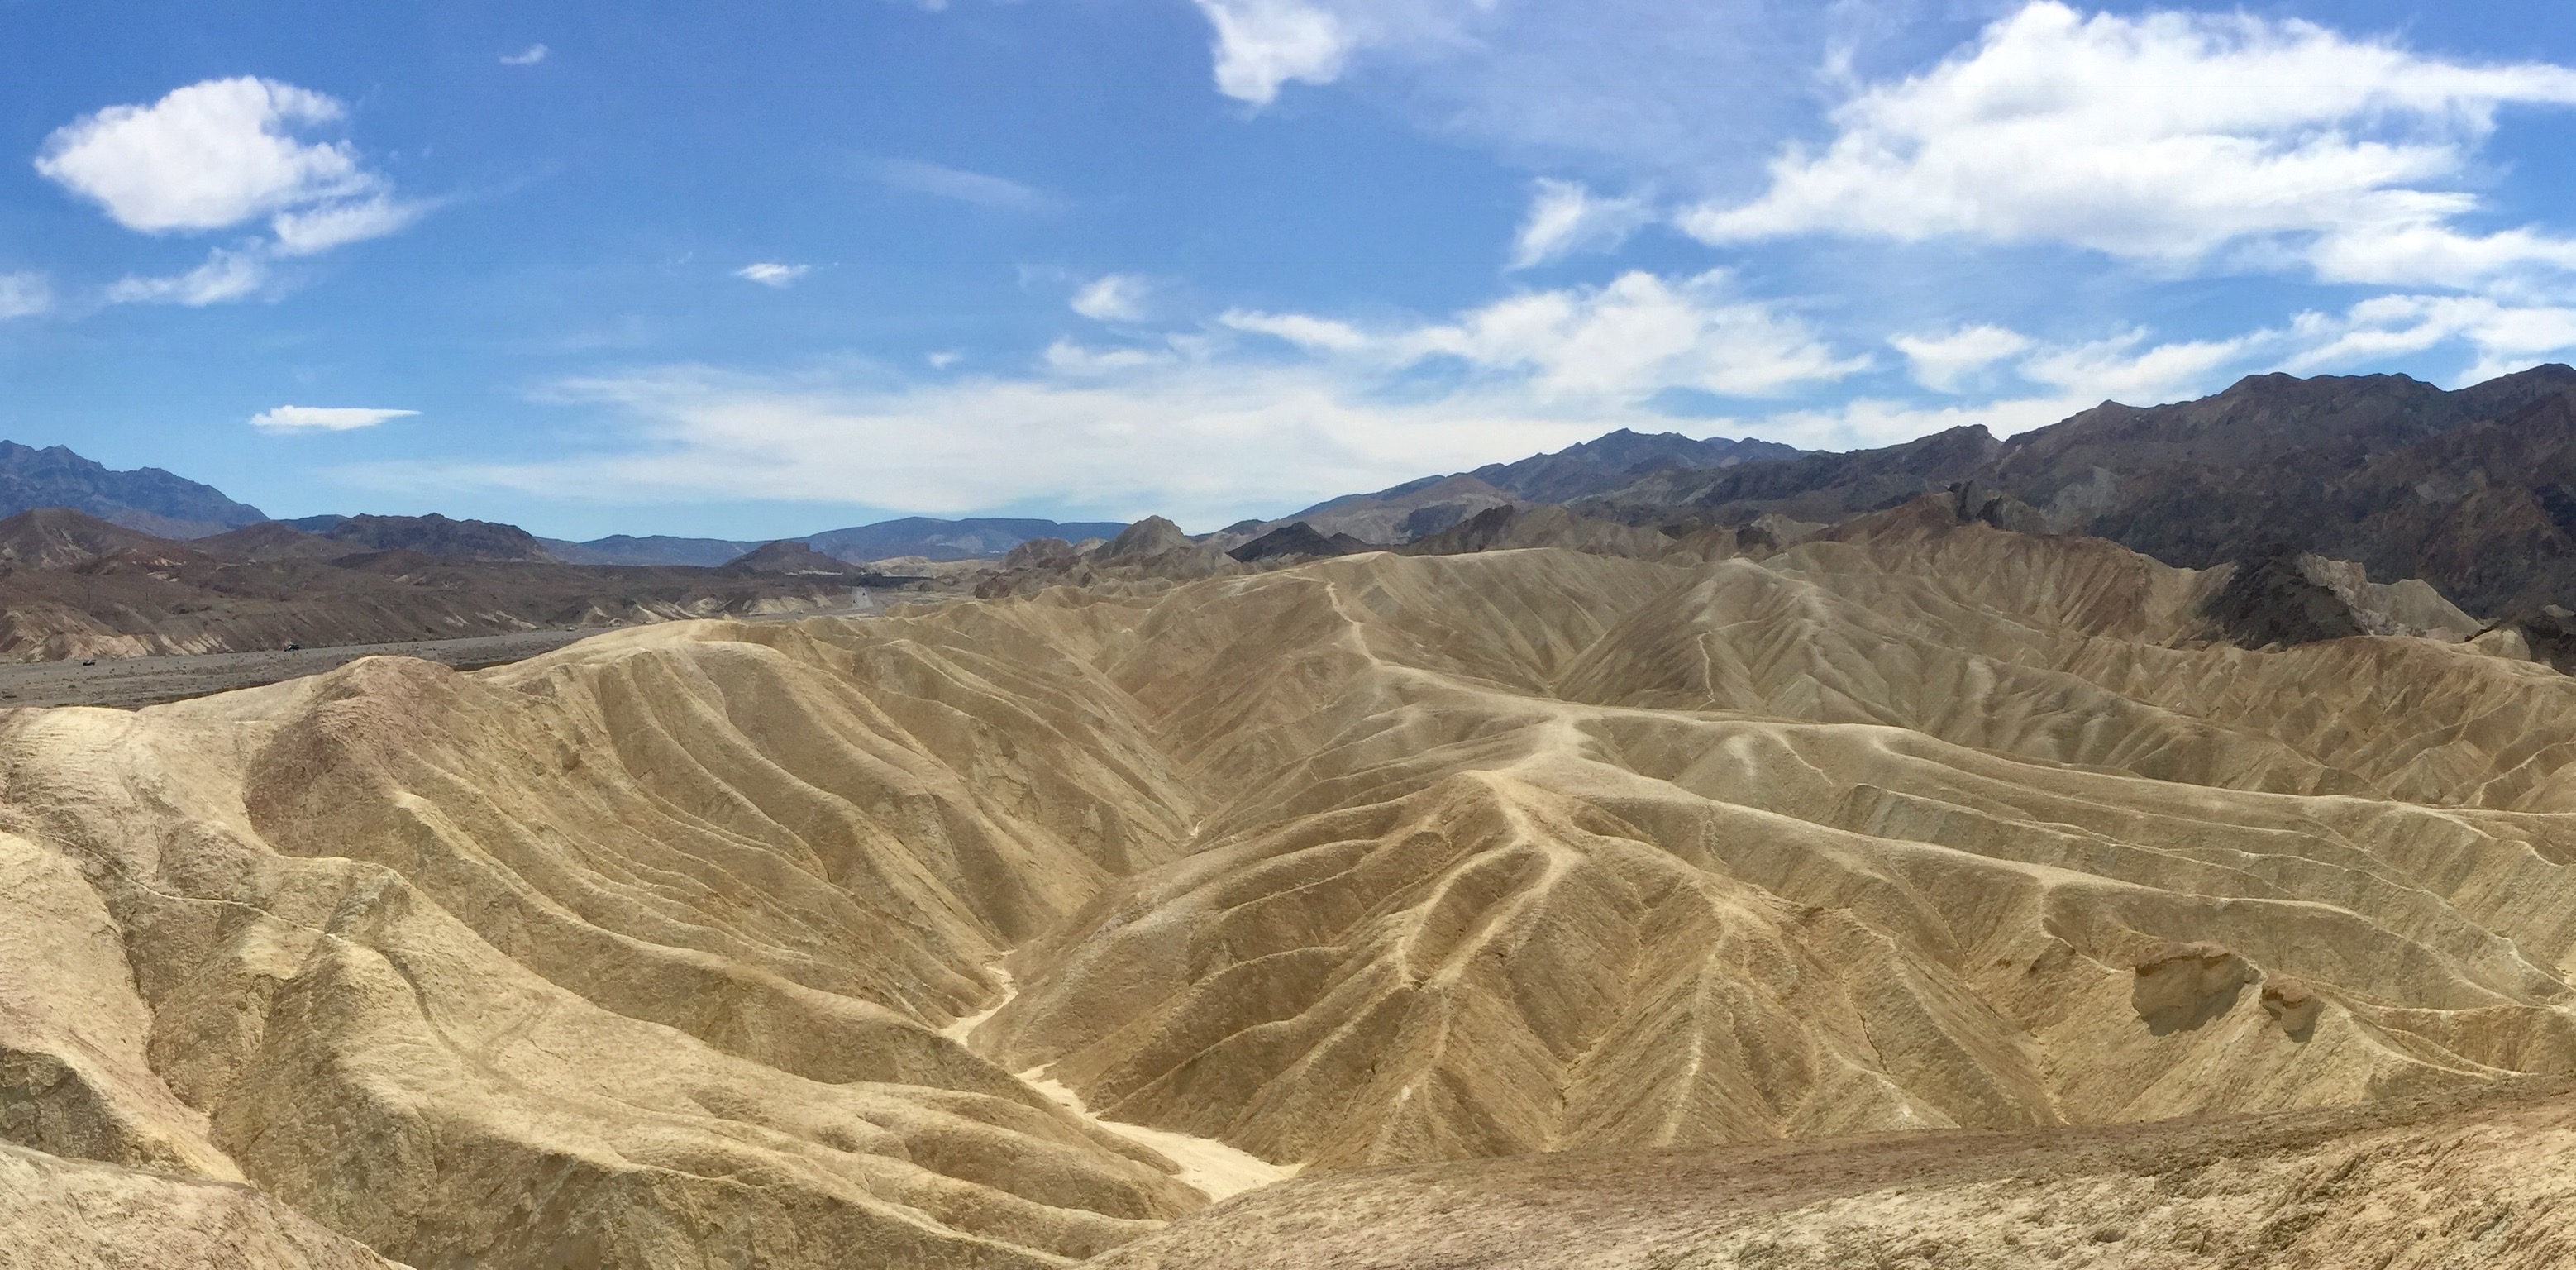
left=976, top=516, right=2576, bottom=1169
left=0, top=614, right=1209, bottom=1269
left=7, top=511, right=2576, bottom=1267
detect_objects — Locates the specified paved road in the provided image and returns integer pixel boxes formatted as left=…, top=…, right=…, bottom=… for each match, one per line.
left=0, top=598, right=890, bottom=710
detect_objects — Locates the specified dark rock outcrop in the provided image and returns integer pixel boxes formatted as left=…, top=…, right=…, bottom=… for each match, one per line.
left=285, top=513, right=561, bottom=563
left=1567, top=366, right=2576, bottom=618
left=0, top=442, right=265, bottom=539
left=1228, top=523, right=1348, bottom=562
left=718, top=541, right=867, bottom=576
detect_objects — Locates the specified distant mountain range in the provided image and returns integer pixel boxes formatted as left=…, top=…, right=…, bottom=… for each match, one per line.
left=24, top=365, right=2576, bottom=617
left=1222, top=430, right=1807, bottom=544
left=0, top=441, right=268, bottom=538
left=1567, top=365, right=2576, bottom=618
left=537, top=517, right=1132, bottom=566
left=0, top=508, right=871, bottom=662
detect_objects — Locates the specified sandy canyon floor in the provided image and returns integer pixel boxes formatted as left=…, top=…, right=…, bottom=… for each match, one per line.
left=4, top=504, right=2575, bottom=1268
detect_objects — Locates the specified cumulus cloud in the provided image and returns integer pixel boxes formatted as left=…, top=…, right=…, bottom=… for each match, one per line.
left=1191, top=0, right=1355, bottom=105
left=37, top=77, right=420, bottom=305
left=250, top=405, right=420, bottom=432
left=1187, top=0, right=1503, bottom=106
left=0, top=273, right=51, bottom=320
left=1071, top=274, right=1152, bottom=322
left=1401, top=272, right=1864, bottom=399
left=500, top=44, right=550, bottom=66
left=1681, top=2, right=2576, bottom=293
left=1891, top=325, right=2035, bottom=393
left=870, top=159, right=1052, bottom=210
left=1510, top=179, right=1653, bottom=270
left=36, top=79, right=380, bottom=234
left=735, top=262, right=811, bottom=288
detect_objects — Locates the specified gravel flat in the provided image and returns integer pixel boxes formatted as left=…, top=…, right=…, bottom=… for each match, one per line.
left=0, top=628, right=601, bottom=709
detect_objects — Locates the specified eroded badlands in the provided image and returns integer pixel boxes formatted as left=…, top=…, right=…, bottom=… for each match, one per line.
left=5, top=501, right=2575, bottom=1266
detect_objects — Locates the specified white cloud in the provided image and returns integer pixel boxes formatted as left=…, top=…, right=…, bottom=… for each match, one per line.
left=37, top=77, right=417, bottom=306
left=501, top=44, right=550, bottom=66
left=36, top=78, right=385, bottom=234
left=1071, top=274, right=1152, bottom=322
left=927, top=350, right=964, bottom=370
left=870, top=159, right=1051, bottom=210
left=106, top=248, right=270, bottom=307
left=270, top=194, right=422, bottom=256
left=1222, top=271, right=1861, bottom=401
left=735, top=262, right=811, bottom=288
left=1192, top=0, right=1355, bottom=105
left=0, top=273, right=51, bottom=320
left=1402, top=271, right=1864, bottom=399
left=1510, top=179, right=1653, bottom=269
left=1187, top=0, right=1502, bottom=106
left=2286, top=294, right=2576, bottom=384
left=1220, top=308, right=1370, bottom=352
left=355, top=360, right=1692, bottom=527
left=1681, top=2, right=2576, bottom=294
left=2018, top=328, right=2264, bottom=405
left=1042, top=339, right=1174, bottom=375
left=1891, top=325, right=2033, bottom=393
left=250, top=405, right=419, bottom=432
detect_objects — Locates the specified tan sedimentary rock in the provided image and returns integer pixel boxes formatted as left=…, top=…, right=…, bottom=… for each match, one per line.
left=980, top=505, right=2576, bottom=1170
left=1084, top=1078, right=2576, bottom=1269
left=6, top=504, right=2576, bottom=1265
left=0, top=1142, right=401, bottom=1269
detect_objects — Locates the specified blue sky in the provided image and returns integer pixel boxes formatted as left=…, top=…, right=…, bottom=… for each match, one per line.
left=9, top=1, right=2576, bottom=537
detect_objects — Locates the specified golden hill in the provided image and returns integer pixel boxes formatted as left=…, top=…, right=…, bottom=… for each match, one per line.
left=2, top=504, right=2573, bottom=1266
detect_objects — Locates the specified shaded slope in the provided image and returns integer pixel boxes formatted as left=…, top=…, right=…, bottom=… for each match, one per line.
left=1084, top=1077, right=2576, bottom=1269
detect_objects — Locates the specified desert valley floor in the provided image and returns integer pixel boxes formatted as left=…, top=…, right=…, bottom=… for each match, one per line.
left=7, top=499, right=2576, bottom=1268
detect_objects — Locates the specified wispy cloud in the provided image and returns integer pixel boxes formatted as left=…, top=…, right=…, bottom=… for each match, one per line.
left=2287, top=294, right=2576, bottom=384
left=0, top=273, right=52, bottom=320
left=1510, top=179, right=1653, bottom=270
left=107, top=248, right=270, bottom=307
left=251, top=405, right=419, bottom=432
left=735, top=262, right=811, bottom=288
left=500, top=44, right=550, bottom=66
left=1225, top=270, right=1865, bottom=402
left=868, top=158, right=1053, bottom=211
left=356, top=361, right=1641, bottom=526
left=1071, top=274, right=1152, bottom=322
